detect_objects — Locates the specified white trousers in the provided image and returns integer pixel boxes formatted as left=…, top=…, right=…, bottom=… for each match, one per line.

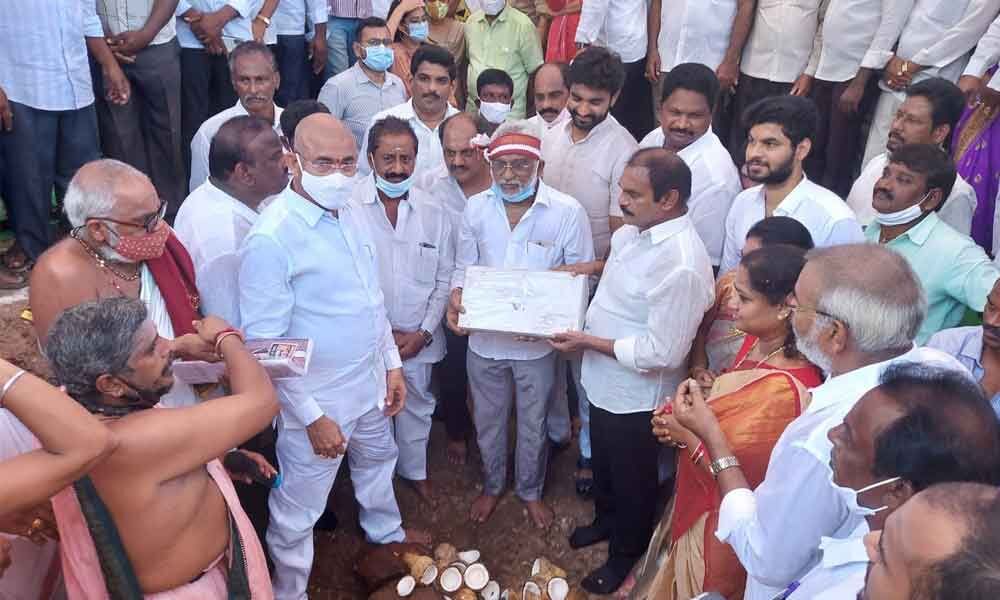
left=267, top=407, right=405, bottom=600
left=394, top=361, right=436, bottom=481
left=862, top=91, right=904, bottom=170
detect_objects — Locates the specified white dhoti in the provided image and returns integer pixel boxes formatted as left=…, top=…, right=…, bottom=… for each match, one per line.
left=140, top=265, right=198, bottom=408
left=393, top=360, right=436, bottom=481
left=267, top=407, right=405, bottom=600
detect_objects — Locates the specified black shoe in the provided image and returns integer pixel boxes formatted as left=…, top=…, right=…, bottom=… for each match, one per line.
left=314, top=509, right=339, bottom=532
left=581, top=558, right=633, bottom=595
left=569, top=521, right=610, bottom=549
left=575, top=456, right=594, bottom=498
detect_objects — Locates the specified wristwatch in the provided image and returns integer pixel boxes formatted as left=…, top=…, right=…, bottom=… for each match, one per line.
left=709, top=455, right=741, bottom=477
left=254, top=14, right=271, bottom=26
left=419, top=329, right=434, bottom=346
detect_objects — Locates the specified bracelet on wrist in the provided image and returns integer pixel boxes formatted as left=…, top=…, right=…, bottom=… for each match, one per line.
left=0, top=369, right=27, bottom=408
left=214, top=329, right=245, bottom=355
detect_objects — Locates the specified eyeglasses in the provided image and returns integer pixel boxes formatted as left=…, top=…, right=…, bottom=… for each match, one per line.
left=791, top=305, right=839, bottom=322
left=300, top=155, right=358, bottom=175
left=489, top=159, right=536, bottom=176
left=90, top=197, right=167, bottom=233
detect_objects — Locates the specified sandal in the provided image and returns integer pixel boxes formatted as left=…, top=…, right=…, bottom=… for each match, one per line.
left=2, top=243, right=28, bottom=272
left=575, top=456, right=594, bottom=498
left=0, top=266, right=27, bottom=290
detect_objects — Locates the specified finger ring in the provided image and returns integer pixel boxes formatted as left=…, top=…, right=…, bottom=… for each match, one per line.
left=28, top=518, right=43, bottom=535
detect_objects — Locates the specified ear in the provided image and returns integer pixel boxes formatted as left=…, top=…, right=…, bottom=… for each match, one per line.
left=827, top=317, right=851, bottom=355
left=883, top=479, right=916, bottom=512
left=930, top=124, right=951, bottom=146
left=234, top=161, right=254, bottom=186
left=920, top=187, right=946, bottom=212
left=610, top=90, right=621, bottom=108
left=794, top=137, right=813, bottom=162
left=658, top=189, right=681, bottom=214
left=367, top=152, right=376, bottom=170
left=475, top=98, right=482, bottom=108
left=777, top=302, right=792, bottom=321
left=536, top=159, right=545, bottom=180
left=273, top=70, right=281, bottom=90
left=95, top=373, right=127, bottom=399
left=85, top=220, right=110, bottom=244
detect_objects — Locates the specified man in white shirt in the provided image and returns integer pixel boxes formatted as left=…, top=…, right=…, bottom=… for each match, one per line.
left=671, top=242, right=964, bottom=600
left=429, top=113, right=493, bottom=465
left=720, top=95, right=864, bottom=274
left=861, top=0, right=1000, bottom=168
left=318, top=17, right=407, bottom=149
left=727, top=0, right=824, bottom=155
left=783, top=362, right=1000, bottom=600
left=446, top=121, right=595, bottom=529
left=574, top=0, right=652, bottom=139
left=353, top=116, right=454, bottom=502
left=958, top=13, right=1000, bottom=99
left=639, top=63, right=741, bottom=268
left=550, top=148, right=714, bottom=595
left=177, top=0, right=275, bottom=176
left=528, top=63, right=571, bottom=132
left=847, top=78, right=977, bottom=234
left=271, top=0, right=328, bottom=106
left=175, top=115, right=290, bottom=326
left=189, top=42, right=284, bottom=191
left=240, top=113, right=430, bottom=599
left=360, top=44, right=459, bottom=176
left=801, top=0, right=910, bottom=197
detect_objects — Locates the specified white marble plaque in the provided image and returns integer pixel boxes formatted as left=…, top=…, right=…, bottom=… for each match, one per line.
left=458, top=266, right=589, bottom=337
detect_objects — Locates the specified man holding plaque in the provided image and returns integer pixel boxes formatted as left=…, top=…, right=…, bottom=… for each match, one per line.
left=447, top=119, right=594, bottom=529
left=550, top=147, right=715, bottom=594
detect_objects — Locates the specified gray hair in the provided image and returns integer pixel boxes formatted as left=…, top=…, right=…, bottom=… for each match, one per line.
left=490, top=118, right=543, bottom=142
left=45, top=297, right=148, bottom=401
left=228, top=40, right=278, bottom=74
left=808, top=243, right=927, bottom=352
left=63, top=159, right=147, bottom=228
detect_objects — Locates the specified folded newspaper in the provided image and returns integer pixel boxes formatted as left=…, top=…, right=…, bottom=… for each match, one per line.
left=458, top=266, right=589, bottom=338
left=172, top=338, right=314, bottom=385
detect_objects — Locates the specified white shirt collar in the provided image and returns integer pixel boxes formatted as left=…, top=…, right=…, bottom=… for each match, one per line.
left=231, top=99, right=281, bottom=129
left=203, top=178, right=261, bottom=223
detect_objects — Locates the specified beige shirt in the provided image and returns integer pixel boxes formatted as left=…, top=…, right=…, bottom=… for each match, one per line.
left=541, top=115, right=638, bottom=260
left=97, top=0, right=176, bottom=44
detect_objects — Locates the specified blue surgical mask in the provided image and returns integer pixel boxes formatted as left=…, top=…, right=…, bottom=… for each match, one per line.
left=491, top=177, right=537, bottom=203
left=362, top=44, right=394, bottom=72
left=407, top=21, right=429, bottom=41
left=374, top=173, right=415, bottom=198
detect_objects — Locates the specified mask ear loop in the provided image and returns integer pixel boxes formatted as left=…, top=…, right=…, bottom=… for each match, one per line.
left=857, top=476, right=903, bottom=513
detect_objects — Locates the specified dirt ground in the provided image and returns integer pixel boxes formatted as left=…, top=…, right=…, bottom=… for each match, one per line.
left=0, top=297, right=620, bottom=600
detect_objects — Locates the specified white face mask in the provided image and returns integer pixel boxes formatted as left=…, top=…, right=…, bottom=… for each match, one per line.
left=297, top=156, right=355, bottom=210
left=873, top=191, right=929, bottom=226
left=479, top=101, right=512, bottom=124
left=830, top=470, right=902, bottom=517
left=482, top=0, right=506, bottom=15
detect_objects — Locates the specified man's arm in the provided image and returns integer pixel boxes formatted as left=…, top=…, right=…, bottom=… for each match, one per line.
left=106, top=318, right=279, bottom=483
left=717, top=0, right=757, bottom=92
left=573, top=0, right=609, bottom=46
left=85, top=1, right=131, bottom=105
left=252, top=0, right=279, bottom=42
left=308, top=0, right=329, bottom=75
left=908, top=0, right=999, bottom=71
left=107, top=0, right=180, bottom=56
left=563, top=205, right=596, bottom=266
left=521, top=18, right=544, bottom=79
left=645, top=0, right=662, bottom=81
left=949, top=244, right=1000, bottom=312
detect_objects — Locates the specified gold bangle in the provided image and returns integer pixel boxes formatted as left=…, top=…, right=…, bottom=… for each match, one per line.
left=214, top=331, right=244, bottom=355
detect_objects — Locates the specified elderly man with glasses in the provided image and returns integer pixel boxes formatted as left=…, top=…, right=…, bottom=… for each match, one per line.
left=29, top=159, right=207, bottom=409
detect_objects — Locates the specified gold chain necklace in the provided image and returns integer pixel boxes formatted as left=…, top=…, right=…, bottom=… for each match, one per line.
left=733, top=338, right=789, bottom=370
left=71, top=229, right=140, bottom=292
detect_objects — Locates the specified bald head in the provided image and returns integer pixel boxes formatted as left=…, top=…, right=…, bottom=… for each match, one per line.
left=293, top=114, right=358, bottom=175
left=531, top=62, right=570, bottom=123
left=65, top=159, right=157, bottom=228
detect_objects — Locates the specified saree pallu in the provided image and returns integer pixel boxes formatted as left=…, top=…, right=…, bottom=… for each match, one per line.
left=629, top=368, right=811, bottom=600
left=953, top=67, right=1000, bottom=255
left=704, top=271, right=744, bottom=374
left=545, top=13, right=580, bottom=62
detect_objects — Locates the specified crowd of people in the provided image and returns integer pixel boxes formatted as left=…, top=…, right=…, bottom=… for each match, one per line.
left=6, top=0, right=1000, bottom=599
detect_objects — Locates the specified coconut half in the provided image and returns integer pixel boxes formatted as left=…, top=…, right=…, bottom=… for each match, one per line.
left=482, top=580, right=501, bottom=600
left=531, top=557, right=567, bottom=580
left=448, top=561, right=468, bottom=573
left=419, top=564, right=438, bottom=586
left=397, top=576, right=416, bottom=597
left=522, top=580, right=542, bottom=600
left=547, top=577, right=569, bottom=600
left=439, top=566, right=464, bottom=593
left=463, top=563, right=489, bottom=591
left=457, top=549, right=481, bottom=564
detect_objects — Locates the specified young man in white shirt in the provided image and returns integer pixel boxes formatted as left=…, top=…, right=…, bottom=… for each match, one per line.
left=550, top=147, right=714, bottom=594
left=189, top=42, right=284, bottom=192
left=801, top=0, right=910, bottom=197
left=446, top=121, right=595, bottom=529
left=353, top=116, right=455, bottom=502
left=527, top=63, right=571, bottom=132
left=720, top=95, right=864, bottom=274
left=861, top=0, right=999, bottom=168
left=573, top=0, right=652, bottom=139
left=640, top=63, right=742, bottom=269
left=848, top=77, right=977, bottom=236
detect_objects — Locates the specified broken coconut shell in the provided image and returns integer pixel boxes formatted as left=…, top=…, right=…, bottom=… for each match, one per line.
left=403, top=553, right=438, bottom=585
left=546, top=578, right=569, bottom=600
left=530, top=558, right=567, bottom=581
left=439, top=566, right=464, bottom=593
left=453, top=589, right=477, bottom=600
left=500, top=590, right=521, bottom=600
left=482, top=581, right=501, bottom=600
left=397, top=576, right=417, bottom=597
left=463, top=563, right=490, bottom=591
left=434, top=543, right=459, bottom=568
left=457, top=549, right=481, bottom=564
left=522, top=581, right=543, bottom=600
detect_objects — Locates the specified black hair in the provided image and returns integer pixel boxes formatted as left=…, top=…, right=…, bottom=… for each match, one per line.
left=887, top=143, right=958, bottom=202
left=209, top=115, right=274, bottom=180
left=626, top=147, right=692, bottom=204
left=367, top=115, right=419, bottom=156
left=742, top=95, right=819, bottom=148
left=873, top=362, right=1000, bottom=492
left=410, top=43, right=457, bottom=82
left=279, top=100, right=331, bottom=147
left=906, top=77, right=966, bottom=132
left=918, top=483, right=1000, bottom=600
left=746, top=216, right=815, bottom=250
left=355, top=16, right=389, bottom=39
left=740, top=245, right=808, bottom=357
left=565, top=46, right=625, bottom=96
left=661, top=62, right=720, bottom=110
left=477, top=68, right=515, bottom=97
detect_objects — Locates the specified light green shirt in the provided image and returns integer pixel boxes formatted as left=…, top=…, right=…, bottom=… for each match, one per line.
left=866, top=212, right=1000, bottom=344
left=464, top=5, right=544, bottom=119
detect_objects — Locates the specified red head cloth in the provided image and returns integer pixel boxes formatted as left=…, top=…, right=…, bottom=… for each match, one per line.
left=486, top=133, right=542, bottom=161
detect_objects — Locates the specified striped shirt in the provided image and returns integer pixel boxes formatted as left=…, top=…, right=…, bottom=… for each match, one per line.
left=273, top=0, right=328, bottom=36
left=326, top=0, right=372, bottom=19
left=97, top=0, right=177, bottom=45
left=318, top=62, right=407, bottom=149
left=0, top=0, right=102, bottom=111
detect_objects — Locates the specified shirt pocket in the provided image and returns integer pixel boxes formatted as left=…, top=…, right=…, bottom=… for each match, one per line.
left=411, top=242, right=440, bottom=284
left=524, top=239, right=559, bottom=268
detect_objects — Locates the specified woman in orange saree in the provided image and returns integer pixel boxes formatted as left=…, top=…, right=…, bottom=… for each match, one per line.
left=627, top=244, right=822, bottom=600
